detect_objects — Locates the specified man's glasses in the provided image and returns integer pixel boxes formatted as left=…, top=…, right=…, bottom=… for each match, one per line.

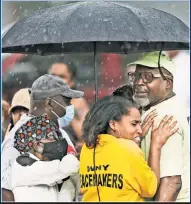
left=127, top=72, right=162, bottom=83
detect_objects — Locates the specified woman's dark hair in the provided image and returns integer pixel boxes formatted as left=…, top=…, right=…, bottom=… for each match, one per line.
left=112, top=85, right=142, bottom=113
left=112, top=85, right=134, bottom=103
left=83, top=96, right=137, bottom=148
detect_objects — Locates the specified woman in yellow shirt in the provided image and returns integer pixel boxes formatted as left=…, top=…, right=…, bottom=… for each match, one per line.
left=80, top=96, right=178, bottom=202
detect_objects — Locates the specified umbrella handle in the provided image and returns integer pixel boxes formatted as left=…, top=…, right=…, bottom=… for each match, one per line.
left=94, top=42, right=98, bottom=102
left=158, top=43, right=166, bottom=80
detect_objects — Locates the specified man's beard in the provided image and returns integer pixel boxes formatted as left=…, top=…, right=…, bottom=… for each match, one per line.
left=133, top=95, right=151, bottom=108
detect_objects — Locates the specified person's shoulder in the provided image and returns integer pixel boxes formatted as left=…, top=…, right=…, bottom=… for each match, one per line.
left=116, top=138, right=143, bottom=155
left=144, top=96, right=187, bottom=119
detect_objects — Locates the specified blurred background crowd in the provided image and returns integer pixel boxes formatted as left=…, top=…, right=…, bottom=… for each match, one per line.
left=2, top=1, right=190, bottom=147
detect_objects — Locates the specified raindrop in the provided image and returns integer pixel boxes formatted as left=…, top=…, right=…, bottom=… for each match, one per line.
left=44, top=33, right=49, bottom=40
left=19, top=6, right=22, bottom=9
left=103, top=19, right=109, bottom=22
left=107, top=57, right=110, bottom=60
left=89, top=13, right=92, bottom=16
left=120, top=76, right=122, bottom=79
left=43, top=28, right=47, bottom=33
left=16, top=78, right=19, bottom=81
left=105, top=77, right=108, bottom=80
left=19, top=81, right=22, bottom=84
left=111, top=79, right=114, bottom=83
left=101, top=61, right=104, bottom=64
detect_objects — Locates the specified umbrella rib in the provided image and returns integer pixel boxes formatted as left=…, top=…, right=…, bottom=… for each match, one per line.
left=111, top=2, right=149, bottom=42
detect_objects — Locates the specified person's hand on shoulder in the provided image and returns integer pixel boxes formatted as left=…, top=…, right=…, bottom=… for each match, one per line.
left=151, top=116, right=179, bottom=148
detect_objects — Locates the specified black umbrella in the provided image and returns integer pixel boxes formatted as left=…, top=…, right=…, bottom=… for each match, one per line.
left=2, top=1, right=189, bottom=100
left=2, top=1, right=189, bottom=54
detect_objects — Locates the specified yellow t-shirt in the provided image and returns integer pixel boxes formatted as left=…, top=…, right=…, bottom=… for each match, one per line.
left=80, top=134, right=157, bottom=202
left=141, top=96, right=190, bottom=201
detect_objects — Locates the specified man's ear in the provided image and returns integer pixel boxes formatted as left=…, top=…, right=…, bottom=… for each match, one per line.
left=165, top=78, right=173, bottom=90
left=45, top=98, right=52, bottom=110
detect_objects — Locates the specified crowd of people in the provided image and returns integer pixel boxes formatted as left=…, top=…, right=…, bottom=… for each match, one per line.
left=1, top=51, right=190, bottom=202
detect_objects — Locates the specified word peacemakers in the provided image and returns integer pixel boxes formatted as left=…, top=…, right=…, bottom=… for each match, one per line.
left=80, top=164, right=123, bottom=189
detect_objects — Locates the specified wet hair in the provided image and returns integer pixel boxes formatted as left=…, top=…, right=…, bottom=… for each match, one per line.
left=52, top=57, right=77, bottom=79
left=112, top=85, right=134, bottom=103
left=112, top=85, right=142, bottom=113
left=83, top=96, right=136, bottom=148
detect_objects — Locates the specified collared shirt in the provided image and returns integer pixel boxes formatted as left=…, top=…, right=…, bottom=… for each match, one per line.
left=80, top=134, right=157, bottom=202
left=141, top=96, right=190, bottom=201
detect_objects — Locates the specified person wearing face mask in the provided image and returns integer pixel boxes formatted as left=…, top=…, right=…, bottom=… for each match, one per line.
left=49, top=59, right=89, bottom=143
left=11, top=114, right=79, bottom=202
left=1, top=74, right=84, bottom=201
left=80, top=96, right=178, bottom=201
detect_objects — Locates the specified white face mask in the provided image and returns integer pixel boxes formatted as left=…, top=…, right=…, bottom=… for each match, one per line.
left=48, top=98, right=74, bottom=128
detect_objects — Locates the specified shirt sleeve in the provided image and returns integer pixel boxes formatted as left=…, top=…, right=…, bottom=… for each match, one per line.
left=11, top=154, right=79, bottom=189
left=126, top=148, right=158, bottom=198
left=160, top=131, right=183, bottom=178
left=1, top=145, right=20, bottom=190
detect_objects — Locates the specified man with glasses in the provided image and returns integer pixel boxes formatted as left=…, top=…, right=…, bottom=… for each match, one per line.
left=126, top=52, right=190, bottom=202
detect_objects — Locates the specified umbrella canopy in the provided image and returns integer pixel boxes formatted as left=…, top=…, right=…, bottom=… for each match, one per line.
left=2, top=1, right=189, bottom=55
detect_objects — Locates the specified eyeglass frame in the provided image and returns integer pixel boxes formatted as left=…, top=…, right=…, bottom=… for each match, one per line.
left=127, top=72, right=172, bottom=84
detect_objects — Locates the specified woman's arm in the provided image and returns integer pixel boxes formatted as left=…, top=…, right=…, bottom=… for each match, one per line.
left=148, top=116, right=178, bottom=187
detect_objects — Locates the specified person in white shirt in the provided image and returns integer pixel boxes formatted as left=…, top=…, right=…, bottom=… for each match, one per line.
left=127, top=52, right=190, bottom=202
left=1, top=74, right=84, bottom=201
left=11, top=114, right=79, bottom=202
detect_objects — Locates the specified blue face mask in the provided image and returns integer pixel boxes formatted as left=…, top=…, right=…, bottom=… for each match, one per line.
left=48, top=98, right=75, bottom=128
